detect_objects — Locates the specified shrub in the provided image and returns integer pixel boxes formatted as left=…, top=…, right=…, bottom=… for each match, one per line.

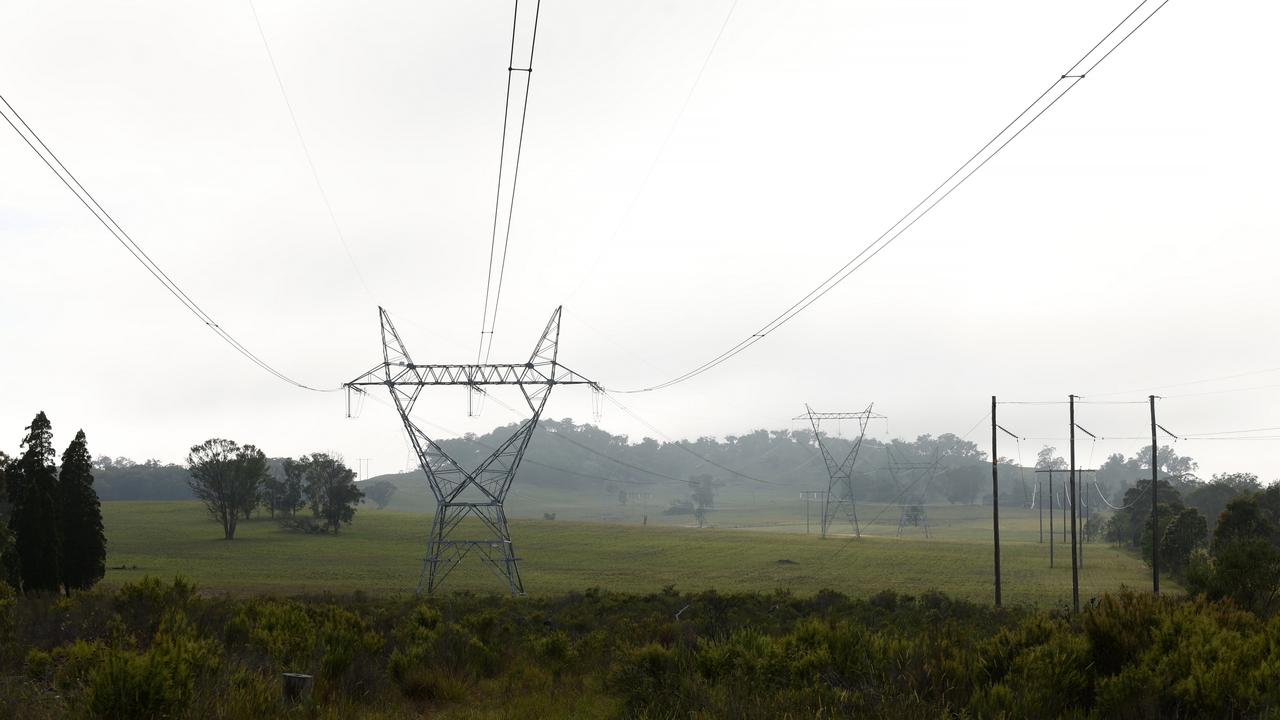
left=25, top=647, right=53, bottom=682
left=82, top=611, right=219, bottom=719
left=608, top=642, right=687, bottom=714
left=85, top=648, right=184, bottom=719
left=237, top=600, right=316, bottom=669
left=115, top=576, right=197, bottom=637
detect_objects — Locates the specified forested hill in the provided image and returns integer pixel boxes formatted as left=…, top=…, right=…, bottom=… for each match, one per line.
left=90, top=418, right=1185, bottom=508
left=366, top=419, right=1061, bottom=511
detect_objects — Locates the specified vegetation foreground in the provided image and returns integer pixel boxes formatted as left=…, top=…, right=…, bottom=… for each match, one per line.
left=99, top=501, right=1159, bottom=606
left=3, top=577, right=1280, bottom=719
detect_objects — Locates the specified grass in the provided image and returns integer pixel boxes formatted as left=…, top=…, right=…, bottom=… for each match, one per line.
left=101, top=501, right=1165, bottom=606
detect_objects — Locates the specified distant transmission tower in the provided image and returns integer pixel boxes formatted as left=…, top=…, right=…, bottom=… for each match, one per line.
left=887, top=447, right=940, bottom=538
left=346, top=306, right=598, bottom=596
left=797, top=404, right=885, bottom=539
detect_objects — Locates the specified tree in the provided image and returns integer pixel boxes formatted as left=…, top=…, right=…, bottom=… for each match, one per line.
left=364, top=479, right=398, bottom=510
left=1183, top=494, right=1280, bottom=616
left=942, top=464, right=985, bottom=505
left=1159, top=507, right=1207, bottom=578
left=186, top=439, right=267, bottom=540
left=260, top=459, right=305, bottom=519
left=1036, top=446, right=1067, bottom=470
left=1111, top=479, right=1182, bottom=548
left=280, top=458, right=306, bottom=517
left=302, top=454, right=363, bottom=533
left=8, top=412, right=62, bottom=592
left=1203, top=538, right=1280, bottom=616
left=58, top=430, right=106, bottom=593
left=0, top=450, right=10, bottom=518
left=1140, top=495, right=1186, bottom=567
left=689, top=474, right=719, bottom=528
left=1213, top=495, right=1275, bottom=551
left=0, top=450, right=17, bottom=587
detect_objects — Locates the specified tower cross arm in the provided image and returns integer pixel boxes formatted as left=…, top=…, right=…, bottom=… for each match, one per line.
left=793, top=411, right=888, bottom=421
left=345, top=362, right=598, bottom=388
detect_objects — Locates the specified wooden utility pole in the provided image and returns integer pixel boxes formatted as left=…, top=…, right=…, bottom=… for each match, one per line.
left=1068, top=395, right=1080, bottom=613
left=991, top=396, right=1002, bottom=607
left=1039, top=476, right=1044, bottom=543
left=1150, top=394, right=1160, bottom=595
left=1049, top=470, right=1054, bottom=568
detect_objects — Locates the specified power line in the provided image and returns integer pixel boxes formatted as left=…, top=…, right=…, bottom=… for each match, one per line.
left=610, top=0, right=1173, bottom=394
left=601, top=391, right=789, bottom=487
left=359, top=390, right=662, bottom=488
left=478, top=0, right=543, bottom=364
left=544, top=429, right=687, bottom=484
left=0, top=92, right=339, bottom=392
left=246, top=0, right=374, bottom=300
left=1083, top=365, right=1280, bottom=399
left=565, top=0, right=741, bottom=303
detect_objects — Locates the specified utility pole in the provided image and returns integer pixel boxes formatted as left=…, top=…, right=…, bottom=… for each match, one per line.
left=1068, top=395, right=1080, bottom=613
left=1078, top=474, right=1084, bottom=568
left=991, top=396, right=1002, bottom=608
left=1150, top=394, right=1159, bottom=595
left=1049, top=470, right=1054, bottom=568
left=1038, top=475, right=1044, bottom=543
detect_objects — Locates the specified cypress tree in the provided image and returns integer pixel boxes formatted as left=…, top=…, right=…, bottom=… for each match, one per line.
left=0, top=450, right=18, bottom=587
left=9, top=412, right=61, bottom=593
left=59, top=430, right=106, bottom=593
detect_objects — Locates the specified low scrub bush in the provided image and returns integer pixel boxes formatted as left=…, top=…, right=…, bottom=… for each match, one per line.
left=4, top=577, right=1280, bottom=718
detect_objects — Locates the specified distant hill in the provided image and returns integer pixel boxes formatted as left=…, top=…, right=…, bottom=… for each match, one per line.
left=93, top=419, right=1153, bottom=512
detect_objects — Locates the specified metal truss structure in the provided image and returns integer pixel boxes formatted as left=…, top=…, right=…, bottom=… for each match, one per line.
left=797, top=404, right=885, bottom=539
left=886, top=448, right=941, bottom=538
left=347, top=306, right=597, bottom=596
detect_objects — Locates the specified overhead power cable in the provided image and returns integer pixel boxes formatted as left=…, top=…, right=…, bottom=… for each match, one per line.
left=477, top=0, right=543, bottom=364
left=601, top=391, right=788, bottom=487
left=565, top=0, right=741, bottom=302
left=247, top=0, right=374, bottom=300
left=610, top=0, right=1173, bottom=394
left=362, top=390, right=710, bottom=493
left=0, top=92, right=339, bottom=392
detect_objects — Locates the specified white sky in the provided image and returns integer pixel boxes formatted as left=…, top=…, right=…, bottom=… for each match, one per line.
left=2, top=0, right=1279, bottom=481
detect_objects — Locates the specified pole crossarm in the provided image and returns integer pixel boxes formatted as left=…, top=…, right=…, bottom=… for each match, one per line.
left=348, top=305, right=596, bottom=596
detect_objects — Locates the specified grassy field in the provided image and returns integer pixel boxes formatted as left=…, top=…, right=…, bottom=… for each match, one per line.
left=101, top=501, right=1165, bottom=606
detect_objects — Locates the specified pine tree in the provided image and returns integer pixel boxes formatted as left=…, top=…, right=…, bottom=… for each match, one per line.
left=8, top=412, right=62, bottom=593
left=58, top=430, right=106, bottom=593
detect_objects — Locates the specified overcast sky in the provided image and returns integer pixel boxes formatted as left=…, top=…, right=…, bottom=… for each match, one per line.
left=3, top=0, right=1279, bottom=481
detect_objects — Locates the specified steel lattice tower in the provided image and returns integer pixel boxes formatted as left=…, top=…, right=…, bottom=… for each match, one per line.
left=797, top=404, right=884, bottom=539
left=346, top=306, right=597, bottom=595
left=887, top=448, right=941, bottom=538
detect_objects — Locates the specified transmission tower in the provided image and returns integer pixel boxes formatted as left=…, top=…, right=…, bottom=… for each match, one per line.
left=797, top=404, right=885, bottom=539
left=346, top=306, right=597, bottom=596
left=887, top=447, right=941, bottom=538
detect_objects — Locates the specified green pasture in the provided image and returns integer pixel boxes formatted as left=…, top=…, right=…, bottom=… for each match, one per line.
left=382, top=472, right=1085, bottom=545
left=101, top=501, right=1164, bottom=606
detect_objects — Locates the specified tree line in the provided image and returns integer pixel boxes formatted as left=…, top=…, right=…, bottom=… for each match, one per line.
left=1101, top=467, right=1280, bottom=614
left=0, top=412, right=106, bottom=595
left=184, top=440, right=367, bottom=539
